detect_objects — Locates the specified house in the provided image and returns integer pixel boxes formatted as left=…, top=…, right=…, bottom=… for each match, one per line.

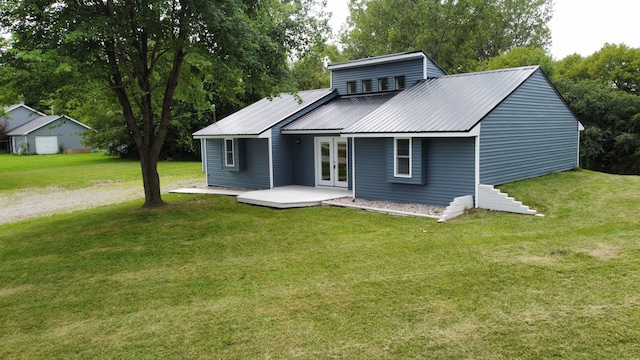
left=193, top=51, right=583, bottom=208
left=2, top=102, right=92, bottom=154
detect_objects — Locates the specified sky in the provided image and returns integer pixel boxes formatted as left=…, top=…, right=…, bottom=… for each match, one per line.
left=325, top=0, right=640, bottom=60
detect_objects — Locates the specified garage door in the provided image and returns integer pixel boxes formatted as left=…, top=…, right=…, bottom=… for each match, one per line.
left=35, top=136, right=59, bottom=154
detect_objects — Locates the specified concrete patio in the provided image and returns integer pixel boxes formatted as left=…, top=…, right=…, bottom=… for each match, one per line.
left=171, top=185, right=352, bottom=209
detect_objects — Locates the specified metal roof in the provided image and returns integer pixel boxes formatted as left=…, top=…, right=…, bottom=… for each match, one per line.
left=283, top=92, right=397, bottom=132
left=193, top=89, right=336, bottom=137
left=342, top=66, right=539, bottom=134
left=6, top=115, right=90, bottom=135
left=327, top=50, right=427, bottom=70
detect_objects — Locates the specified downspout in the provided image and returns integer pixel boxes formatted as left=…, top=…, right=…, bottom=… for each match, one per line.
left=350, top=136, right=356, bottom=197
left=475, top=132, right=481, bottom=208
left=268, top=131, right=274, bottom=189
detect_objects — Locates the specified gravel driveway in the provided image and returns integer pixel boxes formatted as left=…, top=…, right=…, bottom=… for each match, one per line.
left=0, top=179, right=204, bottom=225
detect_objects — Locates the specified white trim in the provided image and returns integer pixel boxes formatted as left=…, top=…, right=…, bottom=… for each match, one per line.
left=224, top=138, right=235, bottom=167
left=351, top=137, right=356, bottom=197
left=474, top=132, right=481, bottom=208
left=194, top=134, right=261, bottom=140
left=266, top=131, right=274, bottom=189
left=394, top=137, right=412, bottom=178
left=4, top=103, right=46, bottom=117
left=344, top=127, right=481, bottom=139
left=315, top=137, right=349, bottom=188
left=282, top=129, right=341, bottom=135
left=201, top=139, right=207, bottom=173
left=327, top=51, right=426, bottom=71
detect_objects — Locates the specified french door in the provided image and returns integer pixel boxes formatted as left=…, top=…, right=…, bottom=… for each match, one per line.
left=316, top=137, right=348, bottom=188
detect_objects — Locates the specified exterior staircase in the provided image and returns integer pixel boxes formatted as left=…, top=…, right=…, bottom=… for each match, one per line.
left=477, top=184, right=538, bottom=215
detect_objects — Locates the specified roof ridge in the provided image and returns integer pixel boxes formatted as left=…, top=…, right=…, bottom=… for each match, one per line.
left=442, top=66, right=539, bottom=79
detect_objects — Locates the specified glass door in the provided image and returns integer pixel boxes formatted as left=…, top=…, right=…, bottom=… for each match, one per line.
left=316, top=137, right=348, bottom=188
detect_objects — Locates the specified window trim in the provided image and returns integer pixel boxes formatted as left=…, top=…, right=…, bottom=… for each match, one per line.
left=362, top=79, right=372, bottom=93
left=394, top=76, right=405, bottom=90
left=224, top=138, right=235, bottom=167
left=394, top=137, right=412, bottom=178
left=346, top=81, right=357, bottom=94
left=378, top=77, right=388, bottom=91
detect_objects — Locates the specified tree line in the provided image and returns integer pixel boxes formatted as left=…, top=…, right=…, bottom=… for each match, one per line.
left=0, top=0, right=637, bottom=206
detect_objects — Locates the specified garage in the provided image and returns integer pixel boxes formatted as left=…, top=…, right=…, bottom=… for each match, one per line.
left=35, top=136, right=59, bottom=154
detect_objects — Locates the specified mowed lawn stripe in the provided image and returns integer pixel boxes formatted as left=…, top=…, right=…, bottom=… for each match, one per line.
left=1, top=164, right=640, bottom=357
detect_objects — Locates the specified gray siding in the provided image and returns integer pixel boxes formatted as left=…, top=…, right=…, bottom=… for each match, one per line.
left=355, top=137, right=476, bottom=207
left=479, top=69, right=580, bottom=185
left=3, top=107, right=40, bottom=131
left=291, top=134, right=317, bottom=187
left=331, top=58, right=424, bottom=95
left=23, top=119, right=89, bottom=154
left=426, top=58, right=447, bottom=78
left=206, top=138, right=270, bottom=189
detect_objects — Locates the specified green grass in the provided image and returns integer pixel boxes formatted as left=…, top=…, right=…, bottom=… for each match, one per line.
left=1, top=168, right=640, bottom=358
left=0, top=152, right=201, bottom=192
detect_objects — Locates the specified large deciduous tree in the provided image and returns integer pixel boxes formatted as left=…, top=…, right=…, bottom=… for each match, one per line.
left=554, top=44, right=640, bottom=175
left=342, top=0, right=552, bottom=72
left=0, top=0, right=326, bottom=207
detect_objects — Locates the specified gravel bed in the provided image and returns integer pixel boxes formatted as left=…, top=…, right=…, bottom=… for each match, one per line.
left=325, top=197, right=444, bottom=218
left=0, top=178, right=206, bottom=226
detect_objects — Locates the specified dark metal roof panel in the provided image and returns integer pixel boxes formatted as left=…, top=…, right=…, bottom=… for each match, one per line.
left=193, top=88, right=335, bottom=137
left=342, top=66, right=539, bottom=134
left=283, top=92, right=398, bottom=131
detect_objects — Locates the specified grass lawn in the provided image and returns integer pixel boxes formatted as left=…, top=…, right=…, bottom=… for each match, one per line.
left=0, top=152, right=202, bottom=192
left=1, top=167, right=639, bottom=358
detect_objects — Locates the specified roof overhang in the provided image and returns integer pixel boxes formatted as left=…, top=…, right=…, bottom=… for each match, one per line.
left=193, top=134, right=263, bottom=140
left=342, top=123, right=481, bottom=138
left=281, top=129, right=342, bottom=135
left=328, top=51, right=426, bottom=71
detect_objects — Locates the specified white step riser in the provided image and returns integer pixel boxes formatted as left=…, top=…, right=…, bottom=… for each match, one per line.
left=478, top=185, right=537, bottom=216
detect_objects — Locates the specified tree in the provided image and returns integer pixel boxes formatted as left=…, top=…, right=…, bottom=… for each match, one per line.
left=341, top=0, right=552, bottom=72
left=290, top=44, right=347, bottom=90
left=484, top=46, right=555, bottom=77
left=0, top=0, right=327, bottom=207
left=553, top=44, right=640, bottom=174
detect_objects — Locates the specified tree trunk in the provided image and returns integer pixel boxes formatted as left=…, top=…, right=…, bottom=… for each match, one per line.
left=139, top=148, right=165, bottom=208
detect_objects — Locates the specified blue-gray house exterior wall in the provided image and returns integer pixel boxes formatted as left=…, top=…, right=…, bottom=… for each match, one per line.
left=479, top=69, right=580, bottom=185
left=205, top=138, right=270, bottom=189
left=3, top=106, right=41, bottom=130
left=331, top=58, right=425, bottom=95
left=354, top=137, right=476, bottom=207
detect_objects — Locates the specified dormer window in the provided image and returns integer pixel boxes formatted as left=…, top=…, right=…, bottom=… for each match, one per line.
left=346, top=81, right=357, bottom=94
left=395, top=76, right=405, bottom=90
left=362, top=79, right=372, bottom=93
left=378, top=78, right=388, bottom=91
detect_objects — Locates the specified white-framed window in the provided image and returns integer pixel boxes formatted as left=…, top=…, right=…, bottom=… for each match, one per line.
left=362, top=79, right=372, bottom=93
left=225, top=138, right=235, bottom=167
left=346, top=81, right=357, bottom=94
left=378, top=77, right=388, bottom=91
left=395, top=76, right=405, bottom=90
left=394, top=138, right=411, bottom=177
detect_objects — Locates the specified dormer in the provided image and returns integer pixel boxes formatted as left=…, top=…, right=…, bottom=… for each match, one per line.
left=328, top=50, right=447, bottom=96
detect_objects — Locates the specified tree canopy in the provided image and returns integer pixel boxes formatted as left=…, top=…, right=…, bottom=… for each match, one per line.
left=341, top=0, right=552, bottom=72
left=0, top=0, right=327, bottom=207
left=554, top=44, right=640, bottom=174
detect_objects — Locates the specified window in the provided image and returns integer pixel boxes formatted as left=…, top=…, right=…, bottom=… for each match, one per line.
left=225, top=138, right=235, bottom=167
left=378, top=78, right=388, bottom=91
left=362, top=79, right=372, bottom=93
left=394, top=76, right=405, bottom=90
left=395, top=138, right=411, bottom=177
left=346, top=81, right=357, bottom=94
